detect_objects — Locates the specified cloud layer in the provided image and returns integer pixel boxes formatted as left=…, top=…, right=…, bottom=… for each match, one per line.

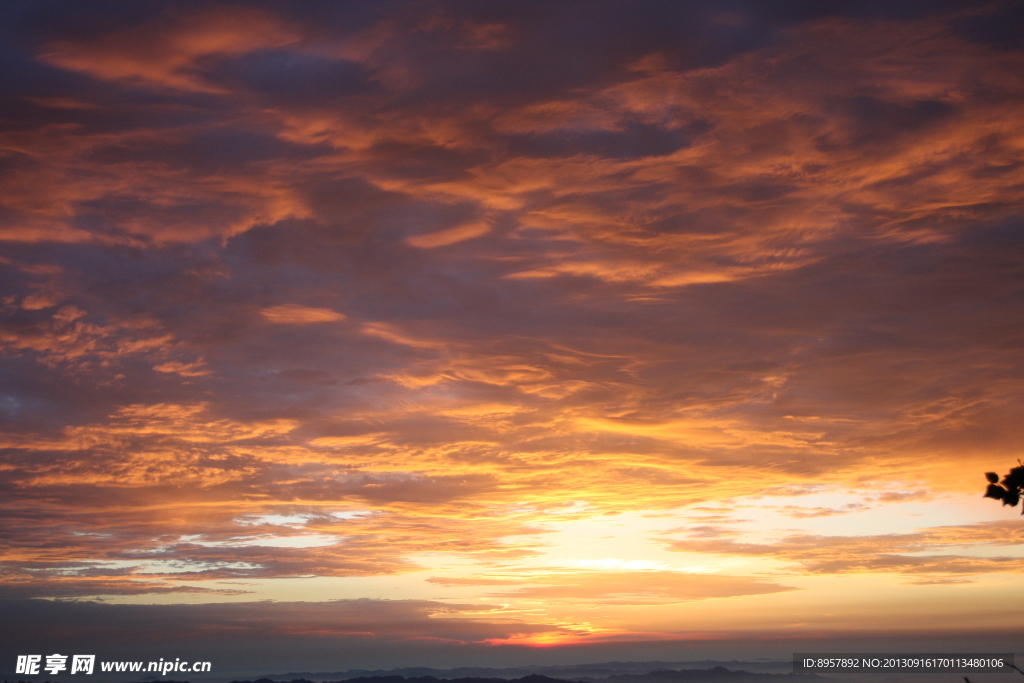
left=2, top=0, right=1024, bottom=664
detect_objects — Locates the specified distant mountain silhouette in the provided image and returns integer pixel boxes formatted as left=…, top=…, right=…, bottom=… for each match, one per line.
left=213, top=660, right=802, bottom=683
left=579, top=668, right=831, bottom=683
left=225, top=675, right=574, bottom=683
left=201, top=668, right=831, bottom=683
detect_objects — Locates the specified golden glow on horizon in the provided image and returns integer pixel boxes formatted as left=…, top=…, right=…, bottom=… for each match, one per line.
left=2, top=0, right=1024, bottom=656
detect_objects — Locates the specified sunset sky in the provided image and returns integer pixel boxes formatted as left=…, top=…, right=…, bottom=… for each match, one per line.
left=2, top=0, right=1024, bottom=674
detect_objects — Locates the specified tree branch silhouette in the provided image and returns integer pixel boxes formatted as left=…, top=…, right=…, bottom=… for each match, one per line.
left=983, top=461, right=1024, bottom=513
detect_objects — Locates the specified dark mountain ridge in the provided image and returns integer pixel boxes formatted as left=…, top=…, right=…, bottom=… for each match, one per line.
left=209, top=667, right=832, bottom=683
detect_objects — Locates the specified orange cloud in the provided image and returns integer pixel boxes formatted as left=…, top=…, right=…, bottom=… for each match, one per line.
left=261, top=304, right=347, bottom=324
left=40, top=6, right=300, bottom=92
left=2, top=2, right=1024, bottom=654
left=481, top=571, right=796, bottom=605
left=406, top=220, right=491, bottom=248
left=665, top=520, right=1024, bottom=576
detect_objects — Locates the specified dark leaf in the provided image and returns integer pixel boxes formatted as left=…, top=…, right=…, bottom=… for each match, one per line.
left=1002, top=466, right=1024, bottom=491
left=984, top=484, right=1007, bottom=500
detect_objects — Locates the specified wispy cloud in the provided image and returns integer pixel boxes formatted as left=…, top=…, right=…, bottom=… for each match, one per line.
left=1, top=0, right=1023, bottom=659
